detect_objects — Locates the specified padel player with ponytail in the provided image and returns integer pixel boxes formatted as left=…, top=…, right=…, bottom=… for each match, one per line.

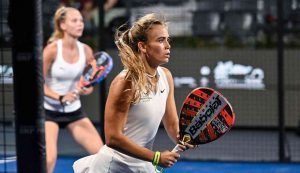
left=43, top=6, right=103, bottom=173
left=73, top=13, right=194, bottom=173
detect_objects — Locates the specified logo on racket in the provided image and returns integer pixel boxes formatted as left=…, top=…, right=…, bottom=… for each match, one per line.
left=185, top=93, right=226, bottom=139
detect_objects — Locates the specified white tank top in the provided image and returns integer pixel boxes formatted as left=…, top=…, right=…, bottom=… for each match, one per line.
left=44, top=39, right=86, bottom=112
left=109, top=67, right=170, bottom=163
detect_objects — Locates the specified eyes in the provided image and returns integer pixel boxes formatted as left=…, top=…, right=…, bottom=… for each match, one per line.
left=70, top=18, right=84, bottom=24
left=158, top=37, right=171, bottom=44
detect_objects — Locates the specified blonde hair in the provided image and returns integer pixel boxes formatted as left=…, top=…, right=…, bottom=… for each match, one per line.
left=47, top=6, right=78, bottom=44
left=115, top=13, right=168, bottom=103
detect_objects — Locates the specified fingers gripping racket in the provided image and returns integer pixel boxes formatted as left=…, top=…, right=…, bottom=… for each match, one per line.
left=66, top=51, right=113, bottom=104
left=155, top=87, right=235, bottom=173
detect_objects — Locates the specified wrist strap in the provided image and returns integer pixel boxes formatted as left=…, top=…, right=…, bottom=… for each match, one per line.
left=152, top=151, right=160, bottom=166
left=59, top=95, right=65, bottom=112
left=59, top=95, right=64, bottom=105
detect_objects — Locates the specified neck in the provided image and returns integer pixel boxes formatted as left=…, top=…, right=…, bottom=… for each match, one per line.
left=62, top=36, right=77, bottom=48
left=146, top=70, right=157, bottom=78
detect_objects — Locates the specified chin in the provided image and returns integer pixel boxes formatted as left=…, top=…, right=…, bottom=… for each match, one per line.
left=160, top=59, right=169, bottom=65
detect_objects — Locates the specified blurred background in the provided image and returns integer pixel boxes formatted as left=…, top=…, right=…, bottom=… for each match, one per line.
left=1, top=0, right=300, bottom=172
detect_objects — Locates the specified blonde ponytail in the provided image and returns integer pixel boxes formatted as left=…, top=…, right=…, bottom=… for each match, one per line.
left=114, top=13, right=167, bottom=103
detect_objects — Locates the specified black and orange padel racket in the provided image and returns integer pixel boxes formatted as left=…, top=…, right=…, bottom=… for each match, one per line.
left=176, top=87, right=235, bottom=146
left=155, top=87, right=235, bottom=172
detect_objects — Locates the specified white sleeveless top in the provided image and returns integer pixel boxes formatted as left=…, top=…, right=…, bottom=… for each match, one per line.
left=124, top=67, right=169, bottom=149
left=44, top=39, right=86, bottom=112
left=73, top=67, right=170, bottom=173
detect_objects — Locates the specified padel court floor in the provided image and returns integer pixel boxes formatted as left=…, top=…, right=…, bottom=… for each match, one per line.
left=1, top=156, right=300, bottom=173
left=1, top=126, right=300, bottom=172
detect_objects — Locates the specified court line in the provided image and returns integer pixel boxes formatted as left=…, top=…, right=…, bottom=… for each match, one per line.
left=0, top=156, right=16, bottom=164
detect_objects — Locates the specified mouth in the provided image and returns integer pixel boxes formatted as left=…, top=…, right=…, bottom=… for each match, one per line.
left=165, top=52, right=170, bottom=58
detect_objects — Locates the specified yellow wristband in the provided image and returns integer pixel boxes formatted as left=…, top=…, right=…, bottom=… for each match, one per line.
left=152, top=151, right=160, bottom=166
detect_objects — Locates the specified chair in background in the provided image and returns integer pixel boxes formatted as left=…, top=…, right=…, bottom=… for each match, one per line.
left=223, top=0, right=258, bottom=45
left=192, top=0, right=225, bottom=43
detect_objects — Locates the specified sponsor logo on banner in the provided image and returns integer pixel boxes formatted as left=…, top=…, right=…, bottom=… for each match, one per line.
left=0, top=65, right=13, bottom=84
left=174, top=61, right=265, bottom=90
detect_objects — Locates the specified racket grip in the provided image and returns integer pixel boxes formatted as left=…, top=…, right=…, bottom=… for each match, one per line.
left=171, top=144, right=180, bottom=153
left=153, top=144, right=180, bottom=173
left=65, top=89, right=80, bottom=105
left=154, top=145, right=180, bottom=173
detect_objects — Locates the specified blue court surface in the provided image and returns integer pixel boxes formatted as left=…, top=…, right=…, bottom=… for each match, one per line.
left=1, top=156, right=300, bottom=173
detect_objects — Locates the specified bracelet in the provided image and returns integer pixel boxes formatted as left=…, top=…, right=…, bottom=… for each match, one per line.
left=152, top=151, right=160, bottom=166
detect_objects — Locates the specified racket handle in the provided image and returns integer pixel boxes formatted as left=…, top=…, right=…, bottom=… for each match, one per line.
left=153, top=145, right=180, bottom=173
left=171, top=144, right=181, bottom=153
left=65, top=89, right=80, bottom=105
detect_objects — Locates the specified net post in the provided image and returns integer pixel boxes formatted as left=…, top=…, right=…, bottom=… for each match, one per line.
left=8, top=0, right=46, bottom=172
left=97, top=0, right=106, bottom=143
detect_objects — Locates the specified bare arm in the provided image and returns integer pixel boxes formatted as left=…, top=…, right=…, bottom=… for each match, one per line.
left=43, top=43, right=61, bottom=101
left=161, top=67, right=197, bottom=150
left=161, top=67, right=180, bottom=144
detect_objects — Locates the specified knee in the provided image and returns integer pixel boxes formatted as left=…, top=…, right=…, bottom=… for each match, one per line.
left=46, top=154, right=57, bottom=172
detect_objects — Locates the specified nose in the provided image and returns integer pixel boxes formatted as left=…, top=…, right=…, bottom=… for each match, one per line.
left=79, top=21, right=84, bottom=27
left=165, top=40, right=171, bottom=49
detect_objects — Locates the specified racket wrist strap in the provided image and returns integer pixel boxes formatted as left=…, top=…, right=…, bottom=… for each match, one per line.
left=152, top=151, right=160, bottom=166
left=59, top=95, right=64, bottom=105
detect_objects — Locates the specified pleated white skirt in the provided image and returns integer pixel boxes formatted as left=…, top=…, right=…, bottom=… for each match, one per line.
left=73, top=145, right=156, bottom=173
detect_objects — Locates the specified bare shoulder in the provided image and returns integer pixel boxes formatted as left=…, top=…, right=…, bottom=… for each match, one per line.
left=43, top=41, right=57, bottom=60
left=81, top=43, right=93, bottom=63
left=160, top=66, right=173, bottom=80
left=108, top=71, right=133, bottom=106
left=83, top=44, right=93, bottom=54
left=83, top=44, right=93, bottom=55
left=110, top=71, right=132, bottom=91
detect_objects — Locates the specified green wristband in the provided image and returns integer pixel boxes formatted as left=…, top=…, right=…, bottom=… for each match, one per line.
left=152, top=151, right=160, bottom=166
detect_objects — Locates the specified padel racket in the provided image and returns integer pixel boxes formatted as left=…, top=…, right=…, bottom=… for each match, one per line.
left=155, top=87, right=235, bottom=172
left=66, top=51, right=113, bottom=104
left=78, top=51, right=113, bottom=88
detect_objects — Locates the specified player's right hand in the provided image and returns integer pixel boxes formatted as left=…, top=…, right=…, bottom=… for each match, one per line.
left=159, top=150, right=180, bottom=168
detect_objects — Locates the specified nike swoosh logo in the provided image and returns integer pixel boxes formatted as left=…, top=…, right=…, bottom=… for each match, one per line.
left=160, top=89, right=165, bottom=93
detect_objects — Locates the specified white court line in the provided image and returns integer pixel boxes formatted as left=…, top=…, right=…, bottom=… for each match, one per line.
left=0, top=156, right=16, bottom=164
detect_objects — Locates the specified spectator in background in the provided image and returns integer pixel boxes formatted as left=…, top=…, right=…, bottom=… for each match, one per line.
left=79, top=0, right=98, bottom=46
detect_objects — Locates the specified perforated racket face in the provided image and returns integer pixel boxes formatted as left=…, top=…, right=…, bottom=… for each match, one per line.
left=80, top=51, right=113, bottom=88
left=79, top=64, right=93, bottom=87
left=93, top=51, right=113, bottom=83
left=179, top=87, right=235, bottom=145
left=82, top=64, right=93, bottom=81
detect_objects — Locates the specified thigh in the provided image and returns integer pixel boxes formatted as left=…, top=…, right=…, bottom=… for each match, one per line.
left=67, top=118, right=103, bottom=154
left=45, top=121, right=59, bottom=158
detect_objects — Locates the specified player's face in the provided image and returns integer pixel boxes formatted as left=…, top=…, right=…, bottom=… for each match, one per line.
left=144, top=24, right=171, bottom=67
left=61, top=9, right=84, bottom=38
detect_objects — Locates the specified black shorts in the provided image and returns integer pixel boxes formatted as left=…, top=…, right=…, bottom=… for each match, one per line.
left=45, top=108, right=87, bottom=128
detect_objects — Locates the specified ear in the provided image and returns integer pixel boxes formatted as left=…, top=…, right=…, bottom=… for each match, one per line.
left=137, top=41, right=147, bottom=54
left=60, top=22, right=66, bottom=31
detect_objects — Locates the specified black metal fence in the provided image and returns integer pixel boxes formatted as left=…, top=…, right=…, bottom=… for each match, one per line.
left=1, top=2, right=300, bottom=173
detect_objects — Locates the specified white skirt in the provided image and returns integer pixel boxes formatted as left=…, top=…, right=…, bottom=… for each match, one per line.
left=73, top=145, right=156, bottom=173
